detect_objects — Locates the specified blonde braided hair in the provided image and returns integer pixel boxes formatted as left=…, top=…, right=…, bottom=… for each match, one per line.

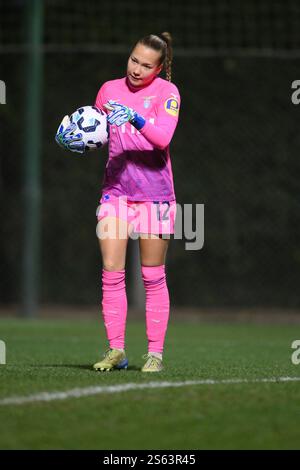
left=160, top=32, right=173, bottom=82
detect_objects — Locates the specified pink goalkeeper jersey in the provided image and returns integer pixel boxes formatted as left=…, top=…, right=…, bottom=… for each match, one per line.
left=95, top=76, right=180, bottom=201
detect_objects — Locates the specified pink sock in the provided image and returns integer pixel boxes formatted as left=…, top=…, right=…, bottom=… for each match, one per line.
left=141, top=265, right=170, bottom=355
left=101, top=269, right=127, bottom=350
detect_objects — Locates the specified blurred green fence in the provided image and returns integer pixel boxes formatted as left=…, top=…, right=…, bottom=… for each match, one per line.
left=1, top=0, right=300, bottom=309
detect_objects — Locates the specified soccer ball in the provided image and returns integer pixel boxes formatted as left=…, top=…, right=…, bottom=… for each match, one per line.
left=70, top=105, right=109, bottom=151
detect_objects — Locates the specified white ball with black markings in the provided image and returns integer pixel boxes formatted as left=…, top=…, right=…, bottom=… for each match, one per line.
left=70, top=105, right=109, bottom=151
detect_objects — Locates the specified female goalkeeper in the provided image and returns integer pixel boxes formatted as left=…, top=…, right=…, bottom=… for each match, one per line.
left=56, top=32, right=180, bottom=372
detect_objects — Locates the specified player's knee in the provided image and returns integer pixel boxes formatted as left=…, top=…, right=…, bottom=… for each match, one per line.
left=103, top=261, right=125, bottom=272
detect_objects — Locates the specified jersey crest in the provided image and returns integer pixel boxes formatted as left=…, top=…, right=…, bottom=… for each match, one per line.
left=143, top=96, right=156, bottom=109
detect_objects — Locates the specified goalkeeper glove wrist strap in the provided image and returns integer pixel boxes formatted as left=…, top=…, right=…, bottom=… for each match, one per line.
left=130, top=112, right=146, bottom=130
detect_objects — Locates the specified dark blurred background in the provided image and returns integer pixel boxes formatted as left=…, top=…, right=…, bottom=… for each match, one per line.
left=0, top=0, right=299, bottom=316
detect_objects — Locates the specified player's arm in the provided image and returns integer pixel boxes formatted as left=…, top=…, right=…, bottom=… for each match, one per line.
left=138, top=94, right=180, bottom=150
left=104, top=91, right=180, bottom=150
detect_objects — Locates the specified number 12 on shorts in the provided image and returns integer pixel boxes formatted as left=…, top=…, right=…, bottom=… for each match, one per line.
left=153, top=201, right=170, bottom=221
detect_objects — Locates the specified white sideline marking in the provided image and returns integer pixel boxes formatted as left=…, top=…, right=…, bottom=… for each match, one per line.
left=0, top=376, right=299, bottom=406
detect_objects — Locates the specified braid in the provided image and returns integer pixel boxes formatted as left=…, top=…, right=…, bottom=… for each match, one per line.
left=160, top=32, right=173, bottom=82
left=165, top=57, right=172, bottom=82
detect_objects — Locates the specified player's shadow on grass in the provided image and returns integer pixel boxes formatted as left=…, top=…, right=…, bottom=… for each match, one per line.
left=29, top=364, right=92, bottom=370
left=31, top=364, right=141, bottom=371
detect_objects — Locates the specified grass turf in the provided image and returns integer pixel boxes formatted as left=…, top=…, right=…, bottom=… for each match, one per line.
left=0, top=317, right=300, bottom=449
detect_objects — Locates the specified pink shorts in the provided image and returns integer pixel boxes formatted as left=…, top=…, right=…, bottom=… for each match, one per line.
left=96, top=194, right=177, bottom=234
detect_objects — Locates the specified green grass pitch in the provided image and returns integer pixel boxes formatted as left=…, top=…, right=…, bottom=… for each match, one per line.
left=0, top=317, right=300, bottom=449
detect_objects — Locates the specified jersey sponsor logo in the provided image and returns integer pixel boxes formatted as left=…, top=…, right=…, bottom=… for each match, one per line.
left=164, top=97, right=179, bottom=116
